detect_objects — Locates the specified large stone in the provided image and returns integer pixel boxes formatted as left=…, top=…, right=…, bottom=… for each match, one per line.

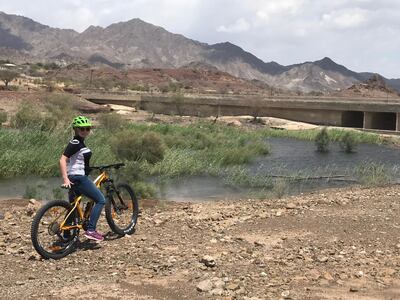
left=197, top=279, right=213, bottom=292
left=286, top=203, right=297, bottom=209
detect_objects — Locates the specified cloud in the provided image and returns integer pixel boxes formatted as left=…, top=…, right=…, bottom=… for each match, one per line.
left=322, top=8, right=369, bottom=29
left=217, top=18, right=250, bottom=33
left=254, top=0, right=307, bottom=21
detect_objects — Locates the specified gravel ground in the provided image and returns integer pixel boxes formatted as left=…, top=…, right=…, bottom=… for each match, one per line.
left=0, top=185, right=400, bottom=299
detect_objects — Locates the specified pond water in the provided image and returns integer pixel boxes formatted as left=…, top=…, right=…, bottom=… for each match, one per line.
left=1, top=137, right=400, bottom=202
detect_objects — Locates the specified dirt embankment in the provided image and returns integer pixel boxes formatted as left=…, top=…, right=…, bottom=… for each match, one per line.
left=1, top=185, right=400, bottom=300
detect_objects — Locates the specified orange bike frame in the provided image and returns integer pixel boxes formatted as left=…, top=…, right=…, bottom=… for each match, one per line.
left=60, top=171, right=109, bottom=230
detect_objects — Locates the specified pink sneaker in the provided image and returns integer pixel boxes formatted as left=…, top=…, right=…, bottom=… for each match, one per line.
left=84, top=230, right=104, bottom=241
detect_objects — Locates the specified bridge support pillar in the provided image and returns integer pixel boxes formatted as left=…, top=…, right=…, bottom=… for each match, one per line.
left=363, top=112, right=373, bottom=129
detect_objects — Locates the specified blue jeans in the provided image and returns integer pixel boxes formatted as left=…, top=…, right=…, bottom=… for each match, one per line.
left=69, top=175, right=106, bottom=231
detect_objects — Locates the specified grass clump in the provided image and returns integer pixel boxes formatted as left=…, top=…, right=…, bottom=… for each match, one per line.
left=272, top=178, right=289, bottom=199
left=315, top=127, right=330, bottom=153
left=355, top=162, right=393, bottom=186
left=339, top=132, right=358, bottom=153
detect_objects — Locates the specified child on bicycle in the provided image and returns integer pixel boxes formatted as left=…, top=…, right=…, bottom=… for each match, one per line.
left=59, top=116, right=105, bottom=242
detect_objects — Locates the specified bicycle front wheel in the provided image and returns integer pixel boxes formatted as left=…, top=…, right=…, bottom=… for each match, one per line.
left=105, top=183, right=138, bottom=235
left=31, top=200, right=79, bottom=259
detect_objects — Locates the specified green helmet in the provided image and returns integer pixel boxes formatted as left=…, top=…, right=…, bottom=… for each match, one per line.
left=72, top=116, right=92, bottom=128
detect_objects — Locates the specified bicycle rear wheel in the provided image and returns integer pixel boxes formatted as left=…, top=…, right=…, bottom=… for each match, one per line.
left=105, top=183, right=138, bottom=235
left=31, top=200, right=79, bottom=259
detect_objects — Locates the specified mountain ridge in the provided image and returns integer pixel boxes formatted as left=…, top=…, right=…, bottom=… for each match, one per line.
left=0, top=11, right=398, bottom=93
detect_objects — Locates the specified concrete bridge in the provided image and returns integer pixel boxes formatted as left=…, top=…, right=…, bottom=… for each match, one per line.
left=81, top=93, right=400, bottom=131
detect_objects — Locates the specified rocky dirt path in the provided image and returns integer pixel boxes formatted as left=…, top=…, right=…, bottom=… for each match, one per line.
left=0, top=186, right=400, bottom=299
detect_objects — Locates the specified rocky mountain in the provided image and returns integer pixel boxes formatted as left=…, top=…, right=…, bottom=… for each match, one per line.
left=335, top=74, right=400, bottom=98
left=0, top=11, right=399, bottom=93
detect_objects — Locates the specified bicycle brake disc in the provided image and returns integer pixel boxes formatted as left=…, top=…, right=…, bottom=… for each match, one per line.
left=48, top=222, right=61, bottom=235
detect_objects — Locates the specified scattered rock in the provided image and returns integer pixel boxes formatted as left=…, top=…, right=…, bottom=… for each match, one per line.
left=197, top=279, right=213, bottom=292
left=212, top=278, right=225, bottom=289
left=286, top=203, right=297, bottom=209
left=323, top=272, right=334, bottom=281
left=200, top=255, right=216, bottom=268
left=226, top=283, right=240, bottom=291
left=355, top=271, right=364, bottom=278
left=317, top=256, right=329, bottom=263
left=281, top=290, right=291, bottom=298
left=210, top=288, right=224, bottom=296
left=4, top=212, right=12, bottom=220
left=349, top=286, right=359, bottom=293
left=308, top=269, right=321, bottom=280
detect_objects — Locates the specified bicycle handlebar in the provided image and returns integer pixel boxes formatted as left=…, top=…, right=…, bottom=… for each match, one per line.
left=89, top=163, right=125, bottom=171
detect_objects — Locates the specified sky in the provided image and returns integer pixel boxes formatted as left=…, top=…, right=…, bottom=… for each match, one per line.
left=1, top=0, right=399, bottom=78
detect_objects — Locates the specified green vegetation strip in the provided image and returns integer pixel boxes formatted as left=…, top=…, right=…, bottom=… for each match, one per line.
left=0, top=122, right=270, bottom=179
left=0, top=123, right=389, bottom=179
left=1, top=115, right=395, bottom=198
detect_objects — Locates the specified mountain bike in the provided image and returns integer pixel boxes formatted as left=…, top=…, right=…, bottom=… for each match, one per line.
left=31, top=163, right=139, bottom=259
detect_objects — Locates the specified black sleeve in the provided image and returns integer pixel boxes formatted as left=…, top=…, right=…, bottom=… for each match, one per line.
left=63, top=140, right=81, bottom=158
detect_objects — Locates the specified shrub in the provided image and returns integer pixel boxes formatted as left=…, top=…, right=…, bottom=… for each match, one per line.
left=0, top=111, right=7, bottom=124
left=111, top=130, right=165, bottom=164
left=45, top=93, right=77, bottom=126
left=272, top=178, right=289, bottom=199
left=11, top=104, right=57, bottom=131
left=97, top=113, right=126, bottom=130
left=339, top=132, right=358, bottom=153
left=315, top=127, right=330, bottom=153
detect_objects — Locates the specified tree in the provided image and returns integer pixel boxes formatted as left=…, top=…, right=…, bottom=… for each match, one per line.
left=0, top=70, right=19, bottom=88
